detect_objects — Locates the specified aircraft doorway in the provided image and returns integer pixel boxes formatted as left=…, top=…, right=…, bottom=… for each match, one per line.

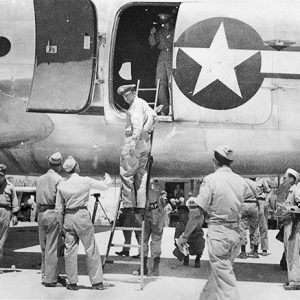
left=111, top=3, right=179, bottom=113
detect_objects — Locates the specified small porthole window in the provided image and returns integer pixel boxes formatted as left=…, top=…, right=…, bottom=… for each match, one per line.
left=0, top=37, right=11, bottom=57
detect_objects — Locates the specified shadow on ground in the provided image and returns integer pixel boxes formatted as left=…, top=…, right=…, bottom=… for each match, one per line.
left=2, top=250, right=288, bottom=285
left=2, top=225, right=288, bottom=284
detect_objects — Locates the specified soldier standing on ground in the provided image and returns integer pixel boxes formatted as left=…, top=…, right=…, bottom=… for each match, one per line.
left=0, top=164, right=19, bottom=274
left=178, top=145, right=248, bottom=300
left=56, top=156, right=111, bottom=290
left=36, top=152, right=66, bottom=287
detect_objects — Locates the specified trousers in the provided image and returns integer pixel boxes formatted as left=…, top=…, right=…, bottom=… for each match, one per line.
left=240, top=203, right=260, bottom=246
left=120, top=139, right=150, bottom=208
left=38, top=209, right=60, bottom=283
left=0, top=208, right=10, bottom=262
left=63, top=209, right=103, bottom=285
left=143, top=210, right=165, bottom=258
left=156, top=50, right=172, bottom=115
left=200, top=224, right=242, bottom=300
left=284, top=221, right=300, bottom=284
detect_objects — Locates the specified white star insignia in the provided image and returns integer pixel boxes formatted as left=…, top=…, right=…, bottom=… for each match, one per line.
left=178, top=22, right=259, bottom=97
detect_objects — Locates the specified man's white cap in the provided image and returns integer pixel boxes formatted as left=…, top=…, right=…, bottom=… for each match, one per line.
left=285, top=168, right=300, bottom=182
left=214, top=145, right=234, bottom=161
left=48, top=152, right=62, bottom=165
left=63, top=156, right=77, bottom=173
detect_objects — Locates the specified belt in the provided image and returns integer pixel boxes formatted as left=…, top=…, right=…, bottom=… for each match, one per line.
left=209, top=220, right=239, bottom=225
left=244, top=200, right=258, bottom=203
left=0, top=203, right=11, bottom=211
left=257, top=197, right=265, bottom=201
left=209, top=221, right=240, bottom=231
left=65, top=206, right=87, bottom=214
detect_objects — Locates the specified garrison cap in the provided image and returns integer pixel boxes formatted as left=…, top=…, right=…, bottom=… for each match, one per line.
left=214, top=145, right=234, bottom=161
left=0, top=164, right=7, bottom=175
left=117, top=84, right=136, bottom=96
left=48, top=152, right=62, bottom=165
left=285, top=168, right=300, bottom=182
left=158, top=13, right=172, bottom=23
left=63, top=156, right=77, bottom=173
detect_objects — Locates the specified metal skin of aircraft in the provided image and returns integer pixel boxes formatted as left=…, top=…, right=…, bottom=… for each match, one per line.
left=1, top=0, right=300, bottom=179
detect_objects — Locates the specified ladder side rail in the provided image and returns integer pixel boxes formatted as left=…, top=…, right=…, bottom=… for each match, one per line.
left=102, top=188, right=122, bottom=267
left=136, top=79, right=141, bottom=96
left=154, top=78, right=160, bottom=111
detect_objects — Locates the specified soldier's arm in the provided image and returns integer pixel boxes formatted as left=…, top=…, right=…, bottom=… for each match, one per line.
left=11, top=186, right=19, bottom=225
left=55, top=189, right=65, bottom=229
left=181, top=206, right=205, bottom=240
left=88, top=174, right=111, bottom=191
left=125, top=113, right=132, bottom=136
left=11, top=186, right=19, bottom=214
left=129, top=105, right=144, bottom=147
left=148, top=27, right=158, bottom=46
left=179, top=178, right=211, bottom=241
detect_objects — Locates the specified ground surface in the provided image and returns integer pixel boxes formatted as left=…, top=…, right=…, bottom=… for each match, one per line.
left=1, top=224, right=299, bottom=300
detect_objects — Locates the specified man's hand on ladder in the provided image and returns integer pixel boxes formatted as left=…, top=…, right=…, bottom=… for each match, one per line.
left=155, top=104, right=164, bottom=114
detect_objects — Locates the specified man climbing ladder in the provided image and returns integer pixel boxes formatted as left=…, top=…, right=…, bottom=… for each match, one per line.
left=117, top=84, right=159, bottom=257
left=118, top=83, right=159, bottom=210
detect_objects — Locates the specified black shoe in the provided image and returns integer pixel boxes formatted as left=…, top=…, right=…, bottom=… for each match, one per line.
left=57, top=275, right=67, bottom=287
left=195, top=259, right=200, bottom=268
left=92, top=282, right=104, bottom=290
left=132, top=254, right=140, bottom=259
left=44, top=282, right=57, bottom=287
left=115, top=250, right=129, bottom=257
left=67, top=284, right=78, bottom=291
left=183, top=255, right=189, bottom=266
left=238, top=252, right=247, bottom=259
left=283, top=283, right=300, bottom=290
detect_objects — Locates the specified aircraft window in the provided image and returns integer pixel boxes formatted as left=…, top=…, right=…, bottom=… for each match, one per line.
left=111, top=3, right=179, bottom=117
left=0, top=37, right=11, bottom=57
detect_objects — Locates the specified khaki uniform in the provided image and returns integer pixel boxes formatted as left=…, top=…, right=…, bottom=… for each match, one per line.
left=149, top=27, right=174, bottom=115
left=283, top=184, right=300, bottom=285
left=36, top=169, right=63, bottom=284
left=194, top=166, right=248, bottom=300
left=256, top=179, right=270, bottom=251
left=120, top=96, right=157, bottom=208
left=143, top=188, right=166, bottom=258
left=240, top=179, right=260, bottom=246
left=56, top=173, right=108, bottom=285
left=0, top=180, right=19, bottom=261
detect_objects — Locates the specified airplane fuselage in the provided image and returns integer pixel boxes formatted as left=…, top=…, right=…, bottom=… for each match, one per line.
left=1, top=0, right=300, bottom=178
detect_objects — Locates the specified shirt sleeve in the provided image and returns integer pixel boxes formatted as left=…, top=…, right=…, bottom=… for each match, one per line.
left=125, top=113, right=132, bottom=133
left=130, top=103, right=144, bottom=143
left=148, top=31, right=158, bottom=47
left=55, top=188, right=65, bottom=227
left=11, top=185, right=19, bottom=213
left=87, top=177, right=109, bottom=191
left=293, top=186, right=300, bottom=205
left=193, top=176, right=213, bottom=212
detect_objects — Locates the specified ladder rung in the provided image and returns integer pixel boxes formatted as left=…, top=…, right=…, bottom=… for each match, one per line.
left=138, top=88, right=156, bottom=91
left=111, top=243, right=141, bottom=248
left=105, top=260, right=141, bottom=265
left=114, top=226, right=142, bottom=231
